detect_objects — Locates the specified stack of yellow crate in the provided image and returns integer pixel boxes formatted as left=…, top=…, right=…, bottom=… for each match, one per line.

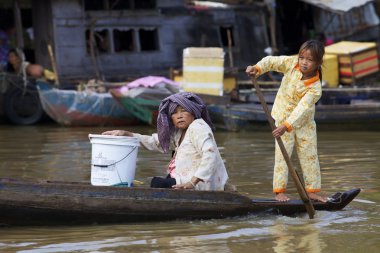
left=182, top=47, right=225, bottom=96
left=325, top=41, right=379, bottom=84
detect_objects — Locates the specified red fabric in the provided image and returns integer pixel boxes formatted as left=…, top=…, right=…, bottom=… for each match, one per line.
left=167, top=158, right=176, bottom=178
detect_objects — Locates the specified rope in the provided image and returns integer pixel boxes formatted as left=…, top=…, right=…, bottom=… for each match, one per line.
left=92, top=146, right=138, bottom=186
left=3, top=73, right=39, bottom=94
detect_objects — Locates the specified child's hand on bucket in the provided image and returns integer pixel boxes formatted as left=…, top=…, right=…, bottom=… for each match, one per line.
left=102, top=130, right=133, bottom=136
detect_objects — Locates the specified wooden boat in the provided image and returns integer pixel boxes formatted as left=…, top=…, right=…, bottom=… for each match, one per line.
left=110, top=76, right=179, bottom=125
left=207, top=87, right=380, bottom=131
left=36, top=81, right=139, bottom=126
left=208, top=101, right=380, bottom=131
left=110, top=88, right=163, bottom=125
left=0, top=178, right=360, bottom=226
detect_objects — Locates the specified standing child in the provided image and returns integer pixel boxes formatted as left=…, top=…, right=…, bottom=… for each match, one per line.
left=246, top=40, right=327, bottom=202
left=102, top=92, right=228, bottom=191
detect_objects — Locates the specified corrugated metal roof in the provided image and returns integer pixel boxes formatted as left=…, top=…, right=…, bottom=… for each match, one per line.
left=299, top=0, right=374, bottom=13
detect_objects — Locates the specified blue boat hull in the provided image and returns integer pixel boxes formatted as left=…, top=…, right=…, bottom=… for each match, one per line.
left=36, top=81, right=139, bottom=126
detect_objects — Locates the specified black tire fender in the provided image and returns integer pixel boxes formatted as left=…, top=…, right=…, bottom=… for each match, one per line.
left=4, top=85, right=44, bottom=125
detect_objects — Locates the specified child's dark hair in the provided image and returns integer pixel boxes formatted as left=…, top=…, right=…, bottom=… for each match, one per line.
left=298, top=40, right=325, bottom=81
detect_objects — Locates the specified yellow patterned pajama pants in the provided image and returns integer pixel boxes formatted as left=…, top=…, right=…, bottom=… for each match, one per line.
left=273, top=120, right=321, bottom=193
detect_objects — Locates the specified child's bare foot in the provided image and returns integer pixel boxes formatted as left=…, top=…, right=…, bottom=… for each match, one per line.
left=308, top=192, right=327, bottom=203
left=275, top=193, right=290, bottom=202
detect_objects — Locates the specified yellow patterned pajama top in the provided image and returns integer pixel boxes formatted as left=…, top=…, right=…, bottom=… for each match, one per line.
left=255, top=55, right=322, bottom=193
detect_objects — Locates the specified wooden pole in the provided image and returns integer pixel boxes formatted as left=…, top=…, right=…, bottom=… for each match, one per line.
left=268, top=0, right=278, bottom=54
left=252, top=77, right=315, bottom=219
left=88, top=22, right=101, bottom=81
left=47, top=44, right=60, bottom=86
left=227, top=28, right=234, bottom=68
left=13, top=0, right=24, bottom=49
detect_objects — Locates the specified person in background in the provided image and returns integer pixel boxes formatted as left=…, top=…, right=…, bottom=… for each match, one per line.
left=102, top=92, right=229, bottom=191
left=246, top=40, right=327, bottom=202
left=7, top=48, right=55, bottom=81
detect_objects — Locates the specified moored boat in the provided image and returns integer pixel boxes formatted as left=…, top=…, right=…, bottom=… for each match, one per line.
left=0, top=178, right=360, bottom=226
left=36, top=81, right=139, bottom=126
left=208, top=101, right=380, bottom=131
left=110, top=76, right=179, bottom=125
left=207, top=86, right=380, bottom=131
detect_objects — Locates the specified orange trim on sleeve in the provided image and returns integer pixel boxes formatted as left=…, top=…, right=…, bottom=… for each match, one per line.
left=306, top=188, right=321, bottom=193
left=273, top=188, right=286, bottom=193
left=283, top=121, right=293, bottom=132
left=254, top=65, right=262, bottom=75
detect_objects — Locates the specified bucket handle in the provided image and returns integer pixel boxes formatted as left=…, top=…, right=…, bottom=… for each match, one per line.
left=92, top=146, right=137, bottom=168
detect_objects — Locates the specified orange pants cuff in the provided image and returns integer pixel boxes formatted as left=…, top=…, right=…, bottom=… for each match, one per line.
left=273, top=188, right=286, bottom=193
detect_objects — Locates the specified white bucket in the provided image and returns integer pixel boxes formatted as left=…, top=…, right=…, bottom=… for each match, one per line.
left=89, top=134, right=140, bottom=187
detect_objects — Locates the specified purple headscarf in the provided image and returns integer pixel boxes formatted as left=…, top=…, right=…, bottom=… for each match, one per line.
left=157, top=92, right=214, bottom=153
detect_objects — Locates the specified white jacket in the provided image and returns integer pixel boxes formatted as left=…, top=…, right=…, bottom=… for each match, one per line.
left=133, top=119, right=228, bottom=191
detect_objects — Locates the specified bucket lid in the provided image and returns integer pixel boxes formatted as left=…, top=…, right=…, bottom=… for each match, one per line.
left=89, top=134, right=139, bottom=144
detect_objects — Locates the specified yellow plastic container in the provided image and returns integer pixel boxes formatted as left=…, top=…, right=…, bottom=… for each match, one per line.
left=222, top=75, right=236, bottom=93
left=322, top=54, right=339, bottom=87
left=325, top=41, right=379, bottom=84
left=182, top=47, right=225, bottom=96
left=173, top=71, right=236, bottom=94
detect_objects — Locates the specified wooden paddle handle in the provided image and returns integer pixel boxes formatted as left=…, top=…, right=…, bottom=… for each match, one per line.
left=251, top=77, right=315, bottom=219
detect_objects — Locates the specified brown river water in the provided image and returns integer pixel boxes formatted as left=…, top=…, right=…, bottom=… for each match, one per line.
left=0, top=123, right=379, bottom=253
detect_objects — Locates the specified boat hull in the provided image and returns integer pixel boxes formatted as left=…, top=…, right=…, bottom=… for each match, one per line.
left=207, top=86, right=380, bottom=131
left=0, top=178, right=360, bottom=226
left=36, top=81, right=139, bottom=126
left=208, top=102, right=380, bottom=131
left=110, top=89, right=160, bottom=125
